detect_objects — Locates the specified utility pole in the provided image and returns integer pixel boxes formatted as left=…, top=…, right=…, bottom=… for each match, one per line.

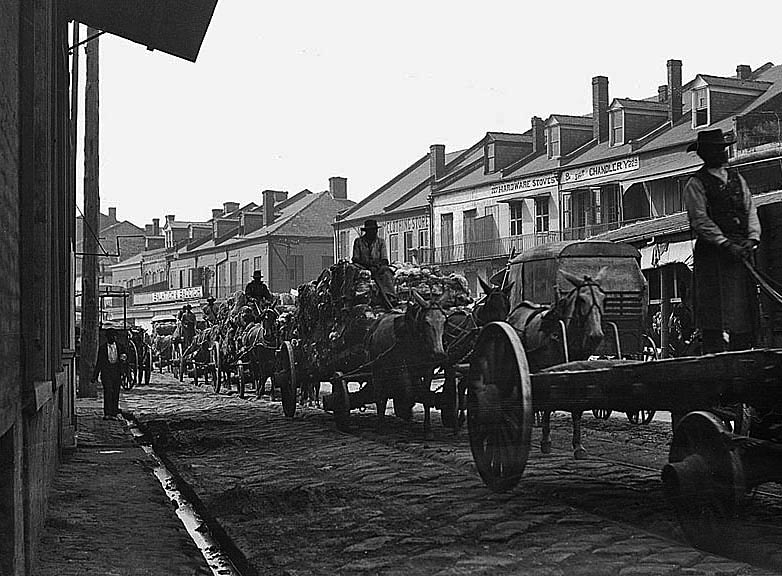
left=79, top=27, right=100, bottom=397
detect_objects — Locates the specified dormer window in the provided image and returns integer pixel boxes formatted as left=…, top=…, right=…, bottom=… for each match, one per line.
left=548, top=125, right=560, bottom=158
left=693, top=87, right=709, bottom=127
left=609, top=110, right=624, bottom=146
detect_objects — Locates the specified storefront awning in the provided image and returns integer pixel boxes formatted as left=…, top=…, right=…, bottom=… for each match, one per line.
left=640, top=240, right=694, bottom=270
left=621, top=154, right=701, bottom=189
left=69, top=0, right=219, bottom=62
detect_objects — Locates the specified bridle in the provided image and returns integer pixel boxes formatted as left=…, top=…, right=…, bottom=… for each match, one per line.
left=559, top=278, right=605, bottom=327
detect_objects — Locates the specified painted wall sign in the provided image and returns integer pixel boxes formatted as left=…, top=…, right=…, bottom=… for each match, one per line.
left=490, top=173, right=557, bottom=196
left=385, top=215, right=430, bottom=234
left=133, top=285, right=203, bottom=305
left=561, top=156, right=640, bottom=185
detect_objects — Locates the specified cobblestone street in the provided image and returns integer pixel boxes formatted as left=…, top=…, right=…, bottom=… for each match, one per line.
left=111, top=371, right=782, bottom=576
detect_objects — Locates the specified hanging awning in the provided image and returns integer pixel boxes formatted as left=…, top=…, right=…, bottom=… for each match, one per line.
left=69, top=0, right=219, bottom=62
left=621, top=154, right=701, bottom=189
left=639, top=240, right=694, bottom=270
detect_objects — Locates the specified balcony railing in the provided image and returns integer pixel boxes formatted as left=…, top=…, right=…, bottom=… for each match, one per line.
left=419, top=232, right=561, bottom=265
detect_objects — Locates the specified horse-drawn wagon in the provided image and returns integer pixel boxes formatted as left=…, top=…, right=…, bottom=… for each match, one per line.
left=275, top=261, right=470, bottom=432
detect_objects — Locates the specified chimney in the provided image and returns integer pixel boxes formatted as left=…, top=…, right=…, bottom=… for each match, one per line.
left=531, top=116, right=545, bottom=155
left=737, top=64, right=752, bottom=80
left=211, top=208, right=223, bottom=220
left=658, top=85, right=668, bottom=103
left=667, top=59, right=683, bottom=124
left=263, top=190, right=279, bottom=226
left=108, top=207, right=117, bottom=222
left=274, top=191, right=288, bottom=204
left=152, top=218, right=159, bottom=236
left=165, top=214, right=175, bottom=224
left=144, top=224, right=153, bottom=235
left=329, top=176, right=347, bottom=199
left=592, top=76, right=609, bottom=142
left=241, top=212, right=264, bottom=235
left=223, top=202, right=240, bottom=215
left=429, top=144, right=445, bottom=180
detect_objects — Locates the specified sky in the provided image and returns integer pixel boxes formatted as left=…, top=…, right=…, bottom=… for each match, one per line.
left=76, top=0, right=782, bottom=227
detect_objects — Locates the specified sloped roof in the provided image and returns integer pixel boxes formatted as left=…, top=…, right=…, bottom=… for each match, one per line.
left=697, top=74, right=771, bottom=91
left=613, top=98, right=668, bottom=112
left=549, top=114, right=592, bottom=126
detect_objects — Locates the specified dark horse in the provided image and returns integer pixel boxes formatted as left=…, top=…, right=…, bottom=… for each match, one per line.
left=365, top=291, right=447, bottom=434
left=506, top=268, right=607, bottom=458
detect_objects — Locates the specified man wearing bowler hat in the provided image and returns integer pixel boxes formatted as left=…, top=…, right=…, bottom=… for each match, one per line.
left=350, top=219, right=397, bottom=308
left=684, top=128, right=761, bottom=354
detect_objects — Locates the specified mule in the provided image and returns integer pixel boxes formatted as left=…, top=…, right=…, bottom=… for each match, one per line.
left=366, top=291, right=447, bottom=436
left=506, top=268, right=607, bottom=459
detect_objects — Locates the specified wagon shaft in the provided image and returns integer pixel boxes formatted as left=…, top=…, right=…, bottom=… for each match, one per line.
left=531, top=349, right=782, bottom=413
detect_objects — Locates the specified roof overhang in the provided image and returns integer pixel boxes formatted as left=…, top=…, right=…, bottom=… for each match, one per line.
left=68, top=0, right=219, bottom=62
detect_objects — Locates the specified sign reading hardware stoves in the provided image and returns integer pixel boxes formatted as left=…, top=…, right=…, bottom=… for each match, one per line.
left=133, top=286, right=204, bottom=306
left=561, top=156, right=640, bottom=185
left=490, top=173, right=558, bottom=196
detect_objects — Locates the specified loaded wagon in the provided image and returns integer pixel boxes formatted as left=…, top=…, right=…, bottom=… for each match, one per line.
left=275, top=261, right=468, bottom=432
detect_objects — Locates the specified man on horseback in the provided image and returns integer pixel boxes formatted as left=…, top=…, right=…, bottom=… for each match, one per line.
left=349, top=219, right=398, bottom=308
left=684, top=129, right=761, bottom=354
left=245, top=270, right=273, bottom=311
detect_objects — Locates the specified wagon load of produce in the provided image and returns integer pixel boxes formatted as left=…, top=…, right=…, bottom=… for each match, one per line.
left=393, top=262, right=472, bottom=307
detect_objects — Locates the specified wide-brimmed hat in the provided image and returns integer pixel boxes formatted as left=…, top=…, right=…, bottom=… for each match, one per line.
left=361, top=219, right=380, bottom=231
left=206, top=296, right=215, bottom=302
left=687, top=129, right=735, bottom=152
left=185, top=304, right=192, bottom=310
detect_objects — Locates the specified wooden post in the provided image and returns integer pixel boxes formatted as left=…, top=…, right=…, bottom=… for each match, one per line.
left=78, top=27, right=99, bottom=397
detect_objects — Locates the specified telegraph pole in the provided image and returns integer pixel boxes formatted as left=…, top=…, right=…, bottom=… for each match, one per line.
left=79, top=27, right=100, bottom=397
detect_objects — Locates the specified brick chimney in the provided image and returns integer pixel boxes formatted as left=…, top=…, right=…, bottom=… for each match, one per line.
left=737, top=64, right=752, bottom=80
left=667, top=59, right=683, bottom=124
left=165, top=214, right=175, bottom=224
left=108, top=207, right=117, bottom=222
left=429, top=144, right=445, bottom=180
left=658, top=85, right=668, bottom=103
left=241, top=212, right=264, bottom=235
left=263, top=190, right=280, bottom=226
left=531, top=116, right=545, bottom=155
left=211, top=208, right=223, bottom=220
left=592, top=76, right=609, bottom=143
left=152, top=218, right=159, bottom=236
left=223, top=202, right=240, bottom=215
left=329, top=176, right=347, bottom=199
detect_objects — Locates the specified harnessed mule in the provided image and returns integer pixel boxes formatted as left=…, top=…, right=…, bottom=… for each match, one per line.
left=506, top=268, right=607, bottom=459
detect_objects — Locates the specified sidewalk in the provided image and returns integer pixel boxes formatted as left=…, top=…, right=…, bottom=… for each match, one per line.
left=35, top=391, right=210, bottom=576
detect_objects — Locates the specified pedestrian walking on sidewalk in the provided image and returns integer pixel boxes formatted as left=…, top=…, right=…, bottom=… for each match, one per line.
left=92, top=328, right=127, bottom=420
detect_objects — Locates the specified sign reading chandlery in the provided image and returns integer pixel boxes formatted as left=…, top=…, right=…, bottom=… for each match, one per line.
left=385, top=215, right=430, bottom=234
left=490, top=173, right=557, bottom=196
left=133, top=286, right=203, bottom=306
left=561, top=156, right=640, bottom=185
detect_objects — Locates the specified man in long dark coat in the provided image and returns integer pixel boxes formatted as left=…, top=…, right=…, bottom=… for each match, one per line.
left=91, top=328, right=127, bottom=420
left=684, top=128, right=761, bottom=353
left=349, top=219, right=397, bottom=308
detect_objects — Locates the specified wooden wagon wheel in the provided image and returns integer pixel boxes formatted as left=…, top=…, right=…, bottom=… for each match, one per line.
left=277, top=341, right=297, bottom=417
left=662, top=411, right=745, bottom=552
left=466, top=322, right=532, bottom=493
left=592, top=408, right=612, bottom=420
left=626, top=409, right=656, bottom=425
left=439, top=369, right=459, bottom=429
left=211, top=342, right=222, bottom=394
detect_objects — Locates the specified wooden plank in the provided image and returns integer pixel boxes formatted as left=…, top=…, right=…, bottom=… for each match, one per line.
left=530, top=349, right=782, bottom=413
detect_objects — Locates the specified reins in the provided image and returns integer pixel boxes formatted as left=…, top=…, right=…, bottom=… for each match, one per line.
left=744, top=259, right=782, bottom=306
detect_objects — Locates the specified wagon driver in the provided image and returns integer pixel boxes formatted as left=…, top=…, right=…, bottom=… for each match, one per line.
left=181, top=304, right=197, bottom=347
left=203, top=296, right=219, bottom=325
left=351, top=219, right=398, bottom=308
left=684, top=128, right=761, bottom=353
left=245, top=270, right=273, bottom=308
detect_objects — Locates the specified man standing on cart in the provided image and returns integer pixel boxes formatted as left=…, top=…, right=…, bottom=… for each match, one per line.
left=350, top=219, right=398, bottom=308
left=684, top=128, right=761, bottom=354
left=181, top=304, right=197, bottom=348
left=245, top=270, right=273, bottom=310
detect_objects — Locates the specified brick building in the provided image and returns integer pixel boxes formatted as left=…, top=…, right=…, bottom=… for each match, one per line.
left=107, top=179, right=354, bottom=325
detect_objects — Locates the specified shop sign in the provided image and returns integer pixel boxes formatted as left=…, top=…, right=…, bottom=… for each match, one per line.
left=385, top=215, right=430, bottom=234
left=133, top=286, right=203, bottom=305
left=490, top=173, right=557, bottom=196
left=561, top=156, right=639, bottom=185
